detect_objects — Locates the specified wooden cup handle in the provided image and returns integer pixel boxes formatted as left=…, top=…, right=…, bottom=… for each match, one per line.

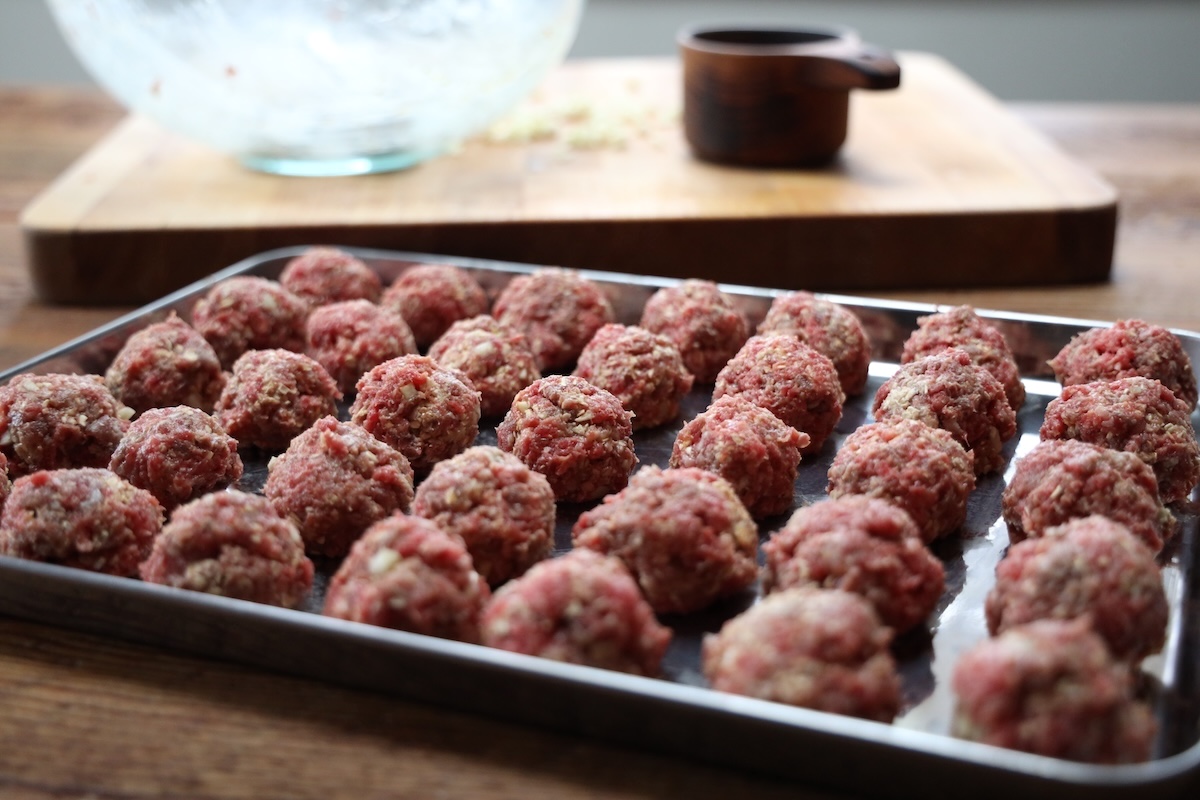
left=799, top=43, right=901, bottom=91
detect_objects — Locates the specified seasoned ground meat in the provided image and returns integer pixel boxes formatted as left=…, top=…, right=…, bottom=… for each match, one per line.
left=986, top=516, right=1168, bottom=662
left=216, top=349, right=341, bottom=452
left=0, top=467, right=162, bottom=577
left=105, top=313, right=226, bottom=414
left=572, top=466, right=758, bottom=614
left=264, top=416, right=415, bottom=558
left=0, top=373, right=132, bottom=476
left=140, top=490, right=313, bottom=608
left=669, top=394, right=808, bottom=519
left=1002, top=439, right=1176, bottom=553
left=1040, top=376, right=1200, bottom=503
left=427, top=316, right=541, bottom=419
left=901, top=305, right=1026, bottom=411
left=713, top=334, right=844, bottom=453
left=278, top=246, right=383, bottom=308
left=496, top=375, right=636, bottom=503
left=872, top=348, right=1016, bottom=475
left=573, top=324, right=694, bottom=430
left=702, top=587, right=901, bottom=722
left=952, top=618, right=1156, bottom=763
left=323, top=514, right=490, bottom=643
left=827, top=419, right=975, bottom=543
left=640, top=279, right=749, bottom=384
left=480, top=549, right=671, bottom=676
left=349, top=355, right=481, bottom=473
left=381, top=263, right=489, bottom=350
left=109, top=406, right=243, bottom=512
left=305, top=299, right=417, bottom=394
left=190, top=276, right=308, bottom=368
left=756, top=291, right=872, bottom=397
left=493, top=268, right=615, bottom=371
left=1049, top=318, right=1198, bottom=410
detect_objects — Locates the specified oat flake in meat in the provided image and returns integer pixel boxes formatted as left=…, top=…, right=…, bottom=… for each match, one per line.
left=756, top=291, right=872, bottom=397
left=639, top=279, right=749, bottom=384
left=572, top=324, right=694, bottom=431
left=382, top=263, right=489, bottom=350
left=216, top=349, right=341, bottom=452
left=305, top=299, right=417, bottom=395
left=104, top=312, right=226, bottom=414
left=426, top=316, right=541, bottom=419
left=493, top=268, right=615, bottom=371
left=190, top=276, right=308, bottom=368
left=278, top=246, right=383, bottom=308
left=901, top=305, right=1026, bottom=411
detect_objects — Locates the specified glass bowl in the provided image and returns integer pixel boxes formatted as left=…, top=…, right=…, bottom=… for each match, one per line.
left=47, top=0, right=585, bottom=176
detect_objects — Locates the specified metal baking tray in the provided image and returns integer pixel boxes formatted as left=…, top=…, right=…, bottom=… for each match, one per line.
left=0, top=247, right=1197, bottom=800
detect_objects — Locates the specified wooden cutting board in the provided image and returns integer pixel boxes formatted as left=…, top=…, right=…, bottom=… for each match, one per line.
left=20, top=54, right=1117, bottom=306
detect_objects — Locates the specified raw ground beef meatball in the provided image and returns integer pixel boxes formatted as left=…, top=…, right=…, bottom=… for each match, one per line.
left=190, top=276, right=308, bottom=368
left=713, top=334, right=844, bottom=453
left=305, top=299, right=417, bottom=394
left=572, top=466, right=758, bottom=614
left=761, top=496, right=945, bottom=633
left=0, top=373, right=132, bottom=476
left=756, top=291, right=872, bottom=397
left=108, top=405, right=243, bottom=512
left=412, top=446, right=555, bottom=587
left=216, top=349, right=341, bottom=452
left=323, top=514, right=490, bottom=643
left=952, top=618, right=1156, bottom=763
left=426, top=316, right=541, bottom=419
left=702, top=587, right=901, bottom=722
left=278, top=246, right=382, bottom=308
left=872, top=348, right=1016, bottom=475
left=140, top=490, right=313, bottom=608
left=640, top=279, right=749, bottom=384
left=264, top=416, right=415, bottom=558
left=1040, top=376, right=1200, bottom=504
left=901, top=305, right=1026, bottom=412
left=0, top=467, right=162, bottom=577
left=493, top=268, right=615, bottom=371
left=1002, top=439, right=1177, bottom=553
left=496, top=375, right=636, bottom=503
left=572, top=324, right=694, bottom=431
left=986, top=516, right=1168, bottom=662
left=480, top=549, right=671, bottom=676
left=1049, top=318, right=1198, bottom=410
left=827, top=419, right=975, bottom=543
left=381, top=263, right=489, bottom=350
left=104, top=313, right=226, bottom=414
left=349, top=355, right=481, bottom=473
left=669, top=394, right=808, bottom=519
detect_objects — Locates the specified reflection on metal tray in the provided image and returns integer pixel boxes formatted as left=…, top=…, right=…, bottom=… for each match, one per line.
left=0, top=246, right=1197, bottom=800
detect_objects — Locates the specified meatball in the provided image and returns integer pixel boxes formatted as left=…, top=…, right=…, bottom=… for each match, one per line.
left=1049, top=318, right=1197, bottom=410
left=496, top=375, right=637, bottom=503
left=669, top=394, right=808, bottom=519
left=572, top=324, right=694, bottom=431
left=140, top=490, right=313, bottom=608
left=216, top=349, right=341, bottom=452
left=702, top=587, right=901, bottom=722
left=279, top=246, right=382, bottom=308
left=756, top=291, right=872, bottom=397
left=0, top=467, right=162, bottom=577
left=411, top=445, right=555, bottom=587
left=381, top=263, right=489, bottom=349
left=640, top=279, right=749, bottom=384
left=190, top=276, right=308, bottom=368
left=713, top=334, right=844, bottom=453
left=305, top=299, right=417, bottom=394
left=951, top=618, right=1156, bottom=763
left=827, top=419, right=975, bottom=544
left=264, top=416, right=416, bottom=558
left=1001, top=439, right=1176, bottom=553
left=104, top=313, right=226, bottom=414
left=480, top=549, right=671, bottom=676
left=0, top=373, right=132, bottom=476
left=109, top=405, right=244, bottom=512
left=572, top=466, right=758, bottom=614
left=323, top=515, right=490, bottom=643
left=349, top=355, right=481, bottom=473
left=427, top=316, right=540, bottom=418
left=1040, top=376, right=1200, bottom=503
left=493, top=268, right=615, bottom=371
left=872, top=348, right=1016, bottom=475
left=901, top=305, right=1025, bottom=411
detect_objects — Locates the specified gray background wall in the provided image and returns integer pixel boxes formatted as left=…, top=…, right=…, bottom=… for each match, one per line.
left=2, top=0, right=1198, bottom=101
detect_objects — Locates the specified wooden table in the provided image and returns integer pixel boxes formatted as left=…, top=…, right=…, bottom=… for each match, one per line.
left=1, top=84, right=1198, bottom=799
